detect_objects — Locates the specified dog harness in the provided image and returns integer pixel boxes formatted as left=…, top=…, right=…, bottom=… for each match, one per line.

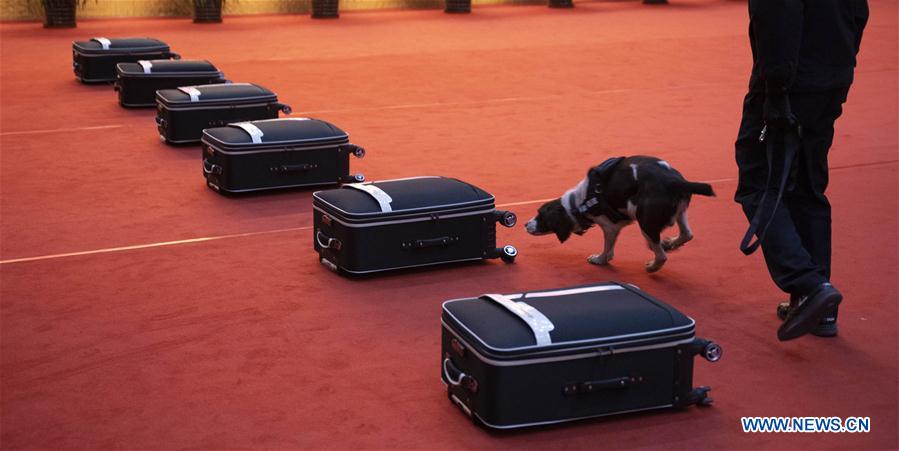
left=565, top=157, right=630, bottom=232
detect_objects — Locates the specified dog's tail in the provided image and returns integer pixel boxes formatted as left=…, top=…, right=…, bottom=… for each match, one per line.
left=673, top=180, right=716, bottom=197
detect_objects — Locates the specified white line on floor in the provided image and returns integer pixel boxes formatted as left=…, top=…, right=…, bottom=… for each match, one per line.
left=0, top=226, right=312, bottom=265
left=0, top=125, right=124, bottom=137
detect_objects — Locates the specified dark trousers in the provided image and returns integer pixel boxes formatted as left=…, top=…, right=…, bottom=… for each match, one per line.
left=734, top=88, right=849, bottom=318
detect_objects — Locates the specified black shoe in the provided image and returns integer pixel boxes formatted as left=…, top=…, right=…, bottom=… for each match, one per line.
left=777, top=283, right=843, bottom=341
left=777, top=303, right=839, bottom=337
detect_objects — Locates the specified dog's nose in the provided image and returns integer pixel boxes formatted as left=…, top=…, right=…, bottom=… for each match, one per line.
left=524, top=219, right=537, bottom=234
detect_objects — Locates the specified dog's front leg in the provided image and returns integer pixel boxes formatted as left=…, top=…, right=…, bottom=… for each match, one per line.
left=588, top=218, right=624, bottom=266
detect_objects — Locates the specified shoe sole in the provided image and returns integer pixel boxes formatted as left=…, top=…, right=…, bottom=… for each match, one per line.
left=777, top=289, right=843, bottom=341
left=777, top=304, right=837, bottom=336
left=811, top=324, right=838, bottom=338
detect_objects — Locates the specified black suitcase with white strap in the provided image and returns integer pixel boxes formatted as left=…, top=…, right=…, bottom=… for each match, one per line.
left=115, top=60, right=225, bottom=107
left=441, top=282, right=722, bottom=429
left=156, top=83, right=292, bottom=144
left=201, top=118, right=365, bottom=194
left=72, top=37, right=179, bottom=83
left=312, top=176, right=518, bottom=274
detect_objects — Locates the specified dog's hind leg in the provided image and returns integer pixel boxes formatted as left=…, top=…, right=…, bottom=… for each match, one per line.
left=636, top=202, right=670, bottom=273
left=641, top=230, right=668, bottom=273
left=588, top=217, right=626, bottom=266
left=662, top=203, right=694, bottom=251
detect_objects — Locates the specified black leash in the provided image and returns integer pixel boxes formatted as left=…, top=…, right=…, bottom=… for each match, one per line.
left=740, top=124, right=802, bottom=255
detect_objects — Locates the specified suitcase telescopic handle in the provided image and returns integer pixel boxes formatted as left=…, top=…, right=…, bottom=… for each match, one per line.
left=443, top=357, right=478, bottom=394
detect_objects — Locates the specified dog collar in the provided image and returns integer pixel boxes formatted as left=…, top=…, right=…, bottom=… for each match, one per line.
left=565, top=193, right=596, bottom=235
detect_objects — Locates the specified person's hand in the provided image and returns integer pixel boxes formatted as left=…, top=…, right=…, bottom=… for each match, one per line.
left=763, top=84, right=797, bottom=129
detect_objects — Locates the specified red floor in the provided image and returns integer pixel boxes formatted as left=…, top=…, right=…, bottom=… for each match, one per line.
left=1, top=0, right=897, bottom=448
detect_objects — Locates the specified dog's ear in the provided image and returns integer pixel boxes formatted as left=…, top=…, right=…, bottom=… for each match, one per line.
left=554, top=225, right=572, bottom=243
left=539, top=201, right=574, bottom=243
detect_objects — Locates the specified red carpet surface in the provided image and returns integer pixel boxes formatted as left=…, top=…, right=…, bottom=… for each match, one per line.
left=1, top=0, right=897, bottom=448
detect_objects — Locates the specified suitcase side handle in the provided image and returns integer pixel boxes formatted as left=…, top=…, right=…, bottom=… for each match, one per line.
left=402, top=236, right=459, bottom=249
left=316, top=230, right=342, bottom=251
left=271, top=163, right=317, bottom=174
left=562, top=376, right=644, bottom=396
left=443, top=357, right=478, bottom=394
left=203, top=159, right=223, bottom=175
left=166, top=51, right=181, bottom=60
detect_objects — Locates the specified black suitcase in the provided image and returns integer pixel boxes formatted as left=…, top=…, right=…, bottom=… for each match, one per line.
left=115, top=60, right=225, bottom=108
left=441, top=282, right=722, bottom=429
left=72, top=37, right=179, bottom=83
left=313, top=176, right=519, bottom=274
left=201, top=118, right=365, bottom=194
left=156, top=83, right=292, bottom=144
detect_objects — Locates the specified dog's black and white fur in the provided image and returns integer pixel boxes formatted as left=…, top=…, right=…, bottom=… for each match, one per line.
left=524, top=156, right=715, bottom=272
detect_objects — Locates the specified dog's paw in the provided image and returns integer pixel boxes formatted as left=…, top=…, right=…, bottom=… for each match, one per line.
left=662, top=236, right=692, bottom=251
left=645, top=258, right=667, bottom=273
left=588, top=253, right=612, bottom=266
left=661, top=237, right=679, bottom=251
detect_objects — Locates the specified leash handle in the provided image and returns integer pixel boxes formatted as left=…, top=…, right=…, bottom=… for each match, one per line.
left=740, top=125, right=801, bottom=255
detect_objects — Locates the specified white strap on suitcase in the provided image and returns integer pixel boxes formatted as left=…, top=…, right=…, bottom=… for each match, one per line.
left=345, top=183, right=393, bottom=212
left=229, top=122, right=265, bottom=144
left=482, top=293, right=555, bottom=346
left=91, top=37, right=111, bottom=50
left=178, top=86, right=202, bottom=102
left=138, top=60, right=153, bottom=74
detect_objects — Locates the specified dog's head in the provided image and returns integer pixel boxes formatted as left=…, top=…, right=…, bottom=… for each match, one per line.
left=524, top=199, right=576, bottom=243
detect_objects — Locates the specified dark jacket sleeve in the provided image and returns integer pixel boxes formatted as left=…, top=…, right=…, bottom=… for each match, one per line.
left=748, top=0, right=804, bottom=90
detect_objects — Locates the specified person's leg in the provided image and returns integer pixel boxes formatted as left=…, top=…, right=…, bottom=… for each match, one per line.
left=782, top=88, right=849, bottom=326
left=735, top=91, right=827, bottom=297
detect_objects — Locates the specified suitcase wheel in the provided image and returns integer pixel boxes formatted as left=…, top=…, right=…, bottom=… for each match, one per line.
left=701, top=342, right=722, bottom=362
left=692, top=386, right=713, bottom=406
left=500, top=211, right=517, bottom=228
left=500, top=245, right=518, bottom=263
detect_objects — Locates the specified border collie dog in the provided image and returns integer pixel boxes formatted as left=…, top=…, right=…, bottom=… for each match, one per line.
left=524, top=156, right=715, bottom=272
